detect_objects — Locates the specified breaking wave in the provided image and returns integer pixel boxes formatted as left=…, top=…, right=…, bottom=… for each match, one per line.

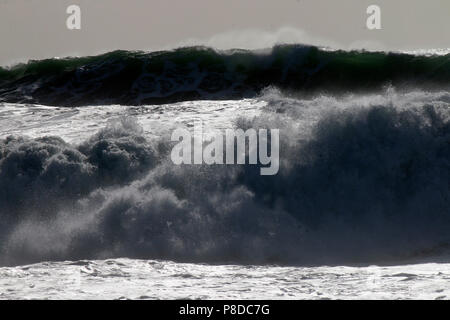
left=0, top=90, right=449, bottom=266
left=1, top=44, right=450, bottom=106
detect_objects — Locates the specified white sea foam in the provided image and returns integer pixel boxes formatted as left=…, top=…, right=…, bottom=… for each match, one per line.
left=1, top=258, right=450, bottom=300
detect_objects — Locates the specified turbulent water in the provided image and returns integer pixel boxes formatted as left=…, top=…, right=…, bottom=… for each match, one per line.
left=0, top=45, right=449, bottom=299
left=2, top=258, right=450, bottom=300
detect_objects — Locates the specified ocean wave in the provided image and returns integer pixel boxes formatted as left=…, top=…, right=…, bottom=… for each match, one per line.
left=0, top=91, right=449, bottom=266
left=1, top=45, right=450, bottom=106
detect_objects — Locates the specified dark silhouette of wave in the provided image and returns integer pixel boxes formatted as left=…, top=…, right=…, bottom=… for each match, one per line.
left=1, top=45, right=450, bottom=106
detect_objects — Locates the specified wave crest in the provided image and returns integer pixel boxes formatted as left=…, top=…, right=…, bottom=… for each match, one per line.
left=1, top=45, right=450, bottom=106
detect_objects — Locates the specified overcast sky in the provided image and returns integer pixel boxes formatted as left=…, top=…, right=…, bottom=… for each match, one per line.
left=0, top=0, right=449, bottom=66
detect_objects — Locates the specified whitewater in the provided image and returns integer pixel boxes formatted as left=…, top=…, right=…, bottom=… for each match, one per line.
left=2, top=259, right=450, bottom=300
left=0, top=45, right=449, bottom=299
